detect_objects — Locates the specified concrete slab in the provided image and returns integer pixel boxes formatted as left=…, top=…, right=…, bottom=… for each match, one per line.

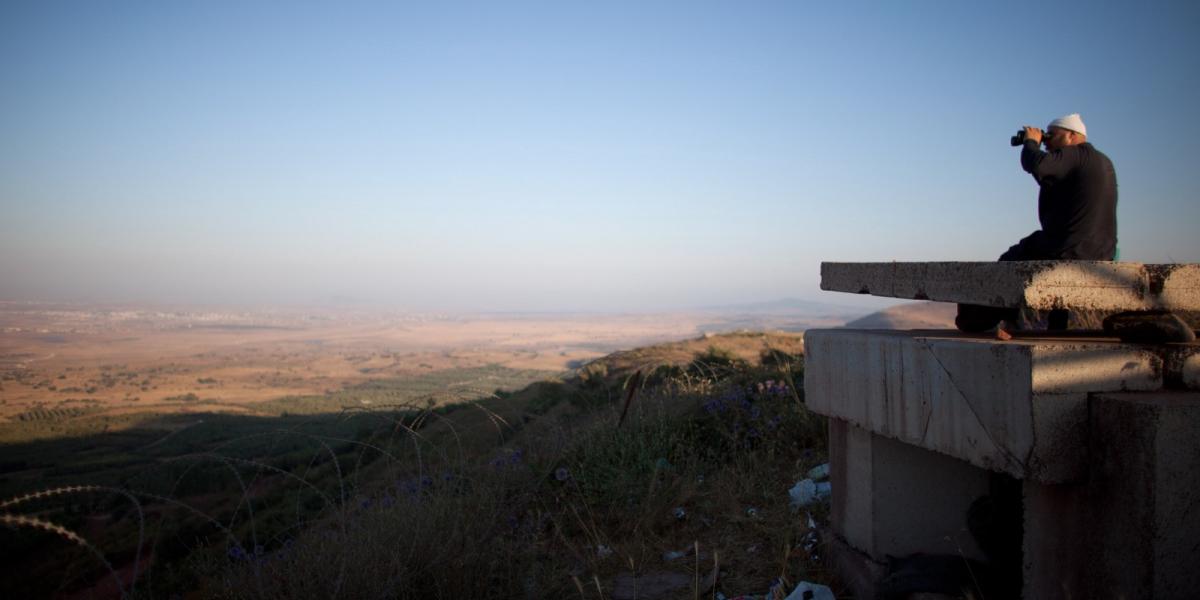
left=820, top=261, right=1200, bottom=313
left=803, top=329, right=1189, bottom=481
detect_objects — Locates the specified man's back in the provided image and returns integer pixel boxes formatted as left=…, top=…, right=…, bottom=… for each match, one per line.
left=1021, top=141, right=1118, bottom=260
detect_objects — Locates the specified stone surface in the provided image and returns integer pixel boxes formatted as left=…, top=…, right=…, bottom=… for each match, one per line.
left=829, top=420, right=990, bottom=562
left=826, top=533, right=887, bottom=600
left=812, top=306, right=1200, bottom=598
left=1181, top=352, right=1200, bottom=389
left=820, top=261, right=1200, bottom=314
left=1082, top=392, right=1200, bottom=599
left=823, top=391, right=1200, bottom=600
left=1022, top=481, right=1089, bottom=599
left=805, top=329, right=1173, bottom=481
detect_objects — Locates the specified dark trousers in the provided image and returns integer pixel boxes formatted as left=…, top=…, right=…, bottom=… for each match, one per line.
left=955, top=232, right=1067, bottom=332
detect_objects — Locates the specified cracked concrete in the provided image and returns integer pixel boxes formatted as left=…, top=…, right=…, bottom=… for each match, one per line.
left=802, top=329, right=1186, bottom=482
left=809, top=264, right=1200, bottom=599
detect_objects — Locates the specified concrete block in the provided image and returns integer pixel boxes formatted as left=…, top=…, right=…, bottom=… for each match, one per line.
left=829, top=419, right=991, bottom=562
left=1180, top=352, right=1200, bottom=389
left=805, top=329, right=1161, bottom=481
left=820, top=261, right=1200, bottom=313
left=1022, top=481, right=1088, bottom=599
left=826, top=534, right=887, bottom=600
left=1026, top=394, right=1089, bottom=483
left=1082, top=392, right=1200, bottom=599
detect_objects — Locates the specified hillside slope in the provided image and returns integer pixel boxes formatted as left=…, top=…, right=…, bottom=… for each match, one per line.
left=844, top=301, right=956, bottom=330
left=0, top=331, right=824, bottom=600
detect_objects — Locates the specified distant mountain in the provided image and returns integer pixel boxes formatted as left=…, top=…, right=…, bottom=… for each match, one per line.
left=844, top=301, right=957, bottom=330
left=699, top=297, right=866, bottom=316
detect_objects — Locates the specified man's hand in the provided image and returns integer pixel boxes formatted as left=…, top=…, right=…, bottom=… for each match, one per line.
left=1024, top=126, right=1043, bottom=144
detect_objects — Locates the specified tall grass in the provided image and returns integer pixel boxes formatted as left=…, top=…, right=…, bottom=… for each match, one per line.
left=2, top=344, right=830, bottom=599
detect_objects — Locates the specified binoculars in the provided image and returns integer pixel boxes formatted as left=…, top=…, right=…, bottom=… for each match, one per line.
left=1010, top=129, right=1040, bottom=146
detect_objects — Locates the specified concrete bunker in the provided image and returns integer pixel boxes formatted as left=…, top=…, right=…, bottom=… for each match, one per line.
left=805, top=261, right=1200, bottom=599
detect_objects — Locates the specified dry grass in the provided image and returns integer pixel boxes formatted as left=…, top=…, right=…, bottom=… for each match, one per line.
left=1, top=333, right=833, bottom=599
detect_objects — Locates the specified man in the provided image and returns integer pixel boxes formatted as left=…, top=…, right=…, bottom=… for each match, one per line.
left=1003, top=113, right=1118, bottom=261
left=956, top=113, right=1118, bottom=332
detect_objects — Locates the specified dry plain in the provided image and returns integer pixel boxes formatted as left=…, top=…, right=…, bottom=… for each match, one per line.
left=0, top=301, right=861, bottom=436
left=0, top=299, right=949, bottom=598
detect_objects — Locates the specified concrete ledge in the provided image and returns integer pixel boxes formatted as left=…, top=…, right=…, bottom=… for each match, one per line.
left=803, top=329, right=1194, bottom=481
left=820, top=261, right=1200, bottom=312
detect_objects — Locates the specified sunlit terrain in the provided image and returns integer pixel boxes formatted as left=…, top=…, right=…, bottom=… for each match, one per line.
left=0, top=300, right=862, bottom=441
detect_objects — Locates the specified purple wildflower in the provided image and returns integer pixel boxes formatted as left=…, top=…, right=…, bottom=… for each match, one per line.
left=397, top=478, right=419, bottom=495
left=554, top=467, right=571, bottom=481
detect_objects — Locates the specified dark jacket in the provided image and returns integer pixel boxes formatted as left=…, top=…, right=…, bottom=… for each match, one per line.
left=1019, top=140, right=1118, bottom=260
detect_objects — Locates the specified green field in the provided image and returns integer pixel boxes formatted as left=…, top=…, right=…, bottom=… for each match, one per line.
left=0, top=364, right=557, bottom=445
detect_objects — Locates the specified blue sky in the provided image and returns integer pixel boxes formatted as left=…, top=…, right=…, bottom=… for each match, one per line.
left=2, top=1, right=1198, bottom=311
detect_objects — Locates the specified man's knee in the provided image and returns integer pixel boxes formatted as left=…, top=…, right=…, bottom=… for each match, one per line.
left=999, top=231, right=1047, bottom=261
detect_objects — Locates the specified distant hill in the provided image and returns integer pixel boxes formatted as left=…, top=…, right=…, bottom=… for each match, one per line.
left=844, top=301, right=957, bottom=330
left=699, top=297, right=863, bottom=315
left=693, top=297, right=885, bottom=333
left=575, top=330, right=806, bottom=378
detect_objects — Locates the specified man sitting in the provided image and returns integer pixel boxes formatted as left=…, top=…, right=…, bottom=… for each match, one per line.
left=956, top=113, right=1118, bottom=333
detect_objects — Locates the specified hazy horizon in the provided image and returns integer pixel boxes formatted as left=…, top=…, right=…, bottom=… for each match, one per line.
left=4, top=2, right=1198, bottom=312
left=0, top=292, right=903, bottom=318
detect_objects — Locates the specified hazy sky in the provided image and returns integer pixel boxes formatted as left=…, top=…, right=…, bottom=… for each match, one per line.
left=2, top=1, right=1198, bottom=311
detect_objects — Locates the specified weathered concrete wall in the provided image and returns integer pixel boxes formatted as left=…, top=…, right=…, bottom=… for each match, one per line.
left=1083, top=392, right=1200, bottom=599
left=1022, top=481, right=1088, bottom=598
left=819, top=261, right=1200, bottom=313
left=819, top=381, right=1200, bottom=599
left=804, top=329, right=1181, bottom=481
left=830, top=419, right=991, bottom=562
left=808, top=298, right=1200, bottom=599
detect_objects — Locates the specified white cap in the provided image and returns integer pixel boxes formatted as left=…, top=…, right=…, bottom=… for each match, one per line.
left=1048, top=113, right=1087, bottom=136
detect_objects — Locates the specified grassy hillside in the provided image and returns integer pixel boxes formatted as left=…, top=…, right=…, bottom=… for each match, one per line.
left=0, top=332, right=831, bottom=599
